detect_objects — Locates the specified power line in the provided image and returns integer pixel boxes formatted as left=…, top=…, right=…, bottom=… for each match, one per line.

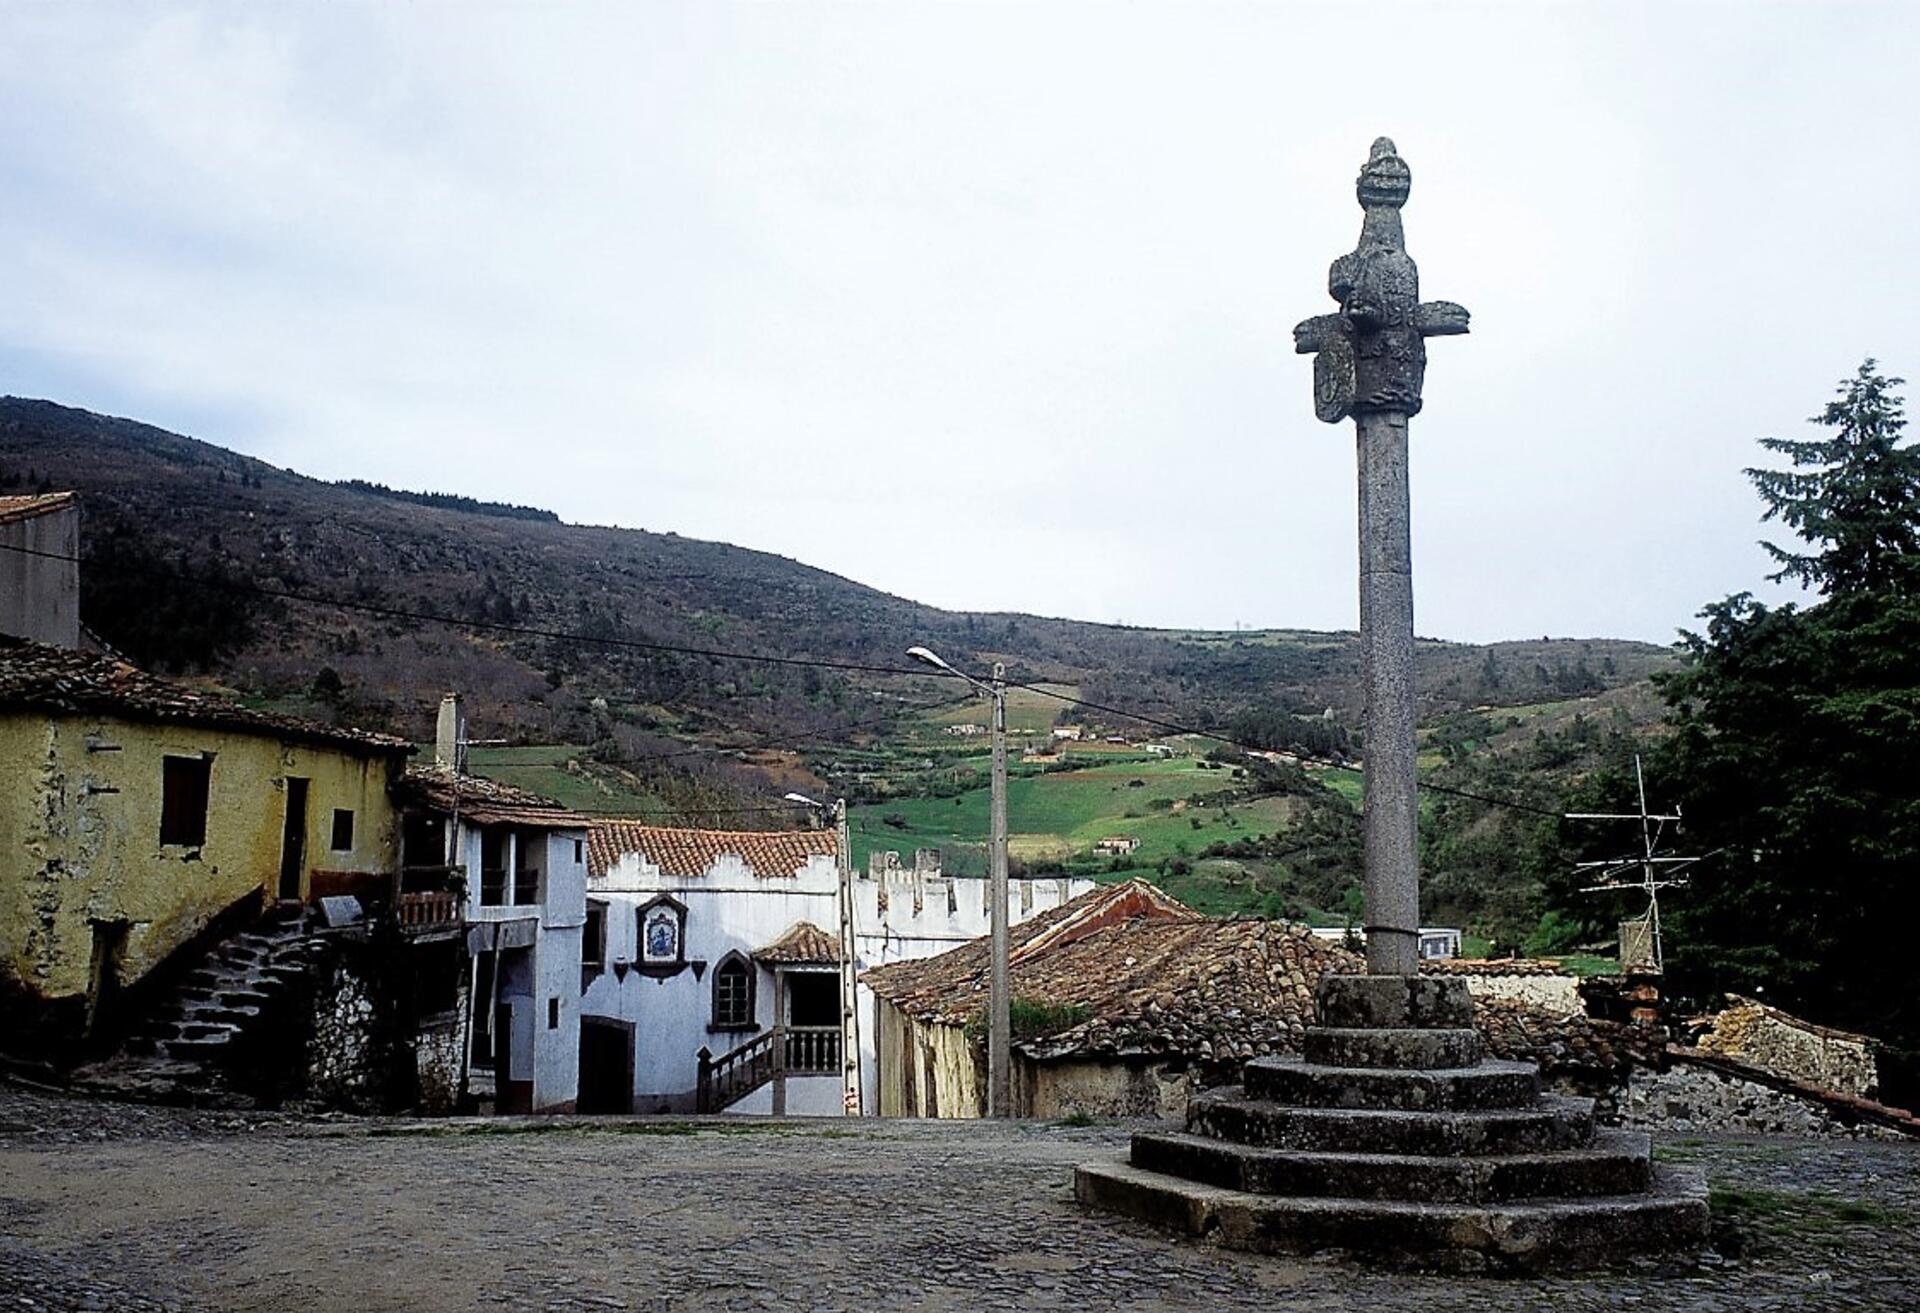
left=0, top=537, right=1563, bottom=819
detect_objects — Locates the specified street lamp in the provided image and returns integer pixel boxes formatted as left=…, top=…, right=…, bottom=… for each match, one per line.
left=786, top=792, right=863, bottom=1116
left=908, top=644, right=1011, bottom=1119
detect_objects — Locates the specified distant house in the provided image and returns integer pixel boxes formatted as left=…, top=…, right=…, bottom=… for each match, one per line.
left=0, top=635, right=411, bottom=1055
left=1050, top=726, right=1083, bottom=742
left=393, top=696, right=588, bottom=1115
left=1092, top=836, right=1141, bottom=856
left=1142, top=743, right=1175, bottom=758
left=0, top=492, right=79, bottom=649
left=864, top=881, right=1360, bottom=1118
left=943, top=723, right=985, bottom=737
left=1307, top=925, right=1461, bottom=961
left=579, top=830, right=1092, bottom=1115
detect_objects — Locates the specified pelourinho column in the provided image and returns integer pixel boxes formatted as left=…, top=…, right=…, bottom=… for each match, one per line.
left=1293, top=138, right=1469, bottom=975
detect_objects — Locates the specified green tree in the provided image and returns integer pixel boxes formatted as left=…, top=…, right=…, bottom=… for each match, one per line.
left=1624, top=360, right=1920, bottom=1105
left=1748, top=359, right=1920, bottom=594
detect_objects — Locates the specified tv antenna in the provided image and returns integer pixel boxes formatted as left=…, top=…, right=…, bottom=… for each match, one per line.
left=1566, top=754, right=1701, bottom=973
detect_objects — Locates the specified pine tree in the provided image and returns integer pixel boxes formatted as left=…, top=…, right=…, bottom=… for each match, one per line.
left=1747, top=359, right=1920, bottom=595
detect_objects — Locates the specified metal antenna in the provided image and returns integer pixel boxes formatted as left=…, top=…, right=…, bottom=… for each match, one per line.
left=1566, top=754, right=1701, bottom=973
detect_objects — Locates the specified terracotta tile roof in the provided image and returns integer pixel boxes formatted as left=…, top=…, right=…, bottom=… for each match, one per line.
left=395, top=766, right=586, bottom=828
left=1471, top=996, right=1663, bottom=1081
left=755, top=921, right=841, bottom=965
left=586, top=821, right=837, bottom=880
left=0, top=491, right=76, bottom=526
left=863, top=881, right=1355, bottom=1076
left=0, top=635, right=411, bottom=755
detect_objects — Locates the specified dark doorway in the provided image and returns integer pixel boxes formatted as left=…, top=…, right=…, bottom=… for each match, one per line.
left=578, top=1018, right=635, bottom=1114
left=278, top=777, right=310, bottom=901
left=786, top=971, right=838, bottom=1027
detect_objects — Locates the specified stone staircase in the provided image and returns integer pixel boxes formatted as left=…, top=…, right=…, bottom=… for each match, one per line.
left=72, top=904, right=328, bottom=1106
left=1075, top=974, right=1709, bottom=1272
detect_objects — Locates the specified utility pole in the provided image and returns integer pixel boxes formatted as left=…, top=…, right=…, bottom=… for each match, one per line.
left=987, top=661, right=1011, bottom=1118
left=907, top=645, right=1013, bottom=1118
left=833, top=797, right=863, bottom=1116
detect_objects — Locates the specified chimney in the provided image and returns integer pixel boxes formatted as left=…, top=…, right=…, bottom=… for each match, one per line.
left=435, top=694, right=466, bottom=772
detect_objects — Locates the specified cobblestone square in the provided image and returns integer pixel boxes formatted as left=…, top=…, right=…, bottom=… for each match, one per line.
left=1, top=1080, right=1914, bottom=1313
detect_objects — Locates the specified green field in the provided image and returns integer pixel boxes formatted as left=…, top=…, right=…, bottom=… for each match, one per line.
left=914, top=682, right=1081, bottom=738
left=459, top=745, right=668, bottom=816
left=850, top=755, right=1295, bottom=872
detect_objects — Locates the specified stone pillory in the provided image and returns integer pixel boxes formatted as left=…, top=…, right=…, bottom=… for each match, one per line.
left=1073, top=140, right=1708, bottom=1269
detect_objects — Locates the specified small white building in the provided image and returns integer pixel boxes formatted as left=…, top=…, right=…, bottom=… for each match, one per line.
left=581, top=828, right=1092, bottom=1115
left=1307, top=925, right=1462, bottom=961
left=395, top=698, right=588, bottom=1114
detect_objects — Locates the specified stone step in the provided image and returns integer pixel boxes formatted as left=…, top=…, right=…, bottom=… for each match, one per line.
left=177, top=1002, right=263, bottom=1027
left=1130, top=1128, right=1653, bottom=1204
left=1187, top=1091, right=1596, bottom=1156
left=162, top=1032, right=235, bottom=1061
left=1243, top=1056, right=1539, bottom=1111
left=214, top=989, right=273, bottom=1011
left=1302, top=1027, right=1482, bottom=1070
left=1316, top=974, right=1474, bottom=1030
left=1073, top=1158, right=1708, bottom=1273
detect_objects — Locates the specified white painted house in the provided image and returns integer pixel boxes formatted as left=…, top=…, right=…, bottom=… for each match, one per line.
left=394, top=698, right=588, bottom=1114
left=581, top=828, right=1092, bottom=1115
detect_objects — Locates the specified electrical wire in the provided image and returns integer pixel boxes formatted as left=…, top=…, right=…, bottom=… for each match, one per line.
left=0, top=537, right=1566, bottom=819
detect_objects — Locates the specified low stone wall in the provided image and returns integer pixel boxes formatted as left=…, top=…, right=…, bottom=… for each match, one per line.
left=1461, top=973, right=1583, bottom=1018
left=1623, top=1058, right=1902, bottom=1140
left=1695, top=998, right=1878, bottom=1099
left=1021, top=1056, right=1193, bottom=1120
left=307, top=960, right=381, bottom=1110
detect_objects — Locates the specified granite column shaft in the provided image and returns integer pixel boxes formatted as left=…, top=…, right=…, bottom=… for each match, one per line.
left=1356, top=409, right=1420, bottom=975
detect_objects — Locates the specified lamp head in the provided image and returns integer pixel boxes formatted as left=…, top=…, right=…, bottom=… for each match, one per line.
left=906, top=645, right=952, bottom=673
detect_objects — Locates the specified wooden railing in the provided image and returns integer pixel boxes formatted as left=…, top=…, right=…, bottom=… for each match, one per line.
left=397, top=890, right=461, bottom=932
left=698, top=1030, right=779, bottom=1113
left=784, top=1026, right=841, bottom=1075
left=696, top=1026, right=842, bottom=1112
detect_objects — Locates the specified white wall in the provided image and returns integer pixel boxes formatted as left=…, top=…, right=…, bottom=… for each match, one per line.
left=582, top=849, right=1091, bottom=1114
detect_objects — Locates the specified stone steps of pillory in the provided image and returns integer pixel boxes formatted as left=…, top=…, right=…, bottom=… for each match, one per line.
left=1315, top=974, right=1474, bottom=1029
left=1186, top=1091, right=1597, bottom=1156
left=1302, top=1026, right=1482, bottom=1069
left=1071, top=1159, right=1709, bottom=1274
left=1244, top=1055, right=1539, bottom=1111
left=1128, top=1127, right=1654, bottom=1204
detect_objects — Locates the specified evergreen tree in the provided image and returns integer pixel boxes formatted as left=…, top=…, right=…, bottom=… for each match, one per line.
left=1748, top=359, right=1920, bottom=594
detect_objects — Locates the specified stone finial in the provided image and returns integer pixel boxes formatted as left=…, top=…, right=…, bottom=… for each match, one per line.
left=1293, top=138, right=1469, bottom=422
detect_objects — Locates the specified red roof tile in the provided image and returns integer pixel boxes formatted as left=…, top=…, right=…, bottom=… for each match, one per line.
left=0, top=635, right=410, bottom=754
left=0, top=491, right=76, bottom=527
left=395, top=766, right=586, bottom=828
left=587, top=822, right=837, bottom=879
left=755, top=921, right=841, bottom=965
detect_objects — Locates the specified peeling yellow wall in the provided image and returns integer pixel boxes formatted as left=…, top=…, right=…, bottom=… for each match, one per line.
left=0, top=710, right=403, bottom=1006
left=872, top=1003, right=982, bottom=1118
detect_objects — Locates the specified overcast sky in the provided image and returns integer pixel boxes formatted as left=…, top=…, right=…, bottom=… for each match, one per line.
left=3, top=3, right=1915, bottom=645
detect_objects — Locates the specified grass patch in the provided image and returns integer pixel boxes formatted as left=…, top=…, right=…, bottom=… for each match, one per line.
left=1709, top=1184, right=1901, bottom=1250
left=1054, top=1111, right=1098, bottom=1128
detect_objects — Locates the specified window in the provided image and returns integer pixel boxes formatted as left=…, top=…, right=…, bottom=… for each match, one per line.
left=573, top=838, right=584, bottom=865
left=712, top=954, right=754, bottom=1029
left=513, top=830, right=542, bottom=906
left=330, top=808, right=355, bottom=852
left=159, top=755, right=212, bottom=847
left=583, top=904, right=606, bottom=970
left=480, top=830, right=507, bottom=906
left=548, top=997, right=560, bottom=1030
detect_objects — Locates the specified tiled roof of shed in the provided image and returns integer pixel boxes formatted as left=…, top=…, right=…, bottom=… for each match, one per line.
left=395, top=766, right=586, bottom=828
left=586, top=822, right=837, bottom=880
left=862, top=881, right=1355, bottom=1071
left=0, top=635, right=411, bottom=754
left=755, top=921, right=840, bottom=965
left=0, top=491, right=76, bottom=526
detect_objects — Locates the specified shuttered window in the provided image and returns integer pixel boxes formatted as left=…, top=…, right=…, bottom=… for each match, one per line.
left=160, top=755, right=212, bottom=847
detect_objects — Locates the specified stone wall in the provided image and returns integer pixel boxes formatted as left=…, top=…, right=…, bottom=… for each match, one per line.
left=1020, top=1056, right=1193, bottom=1120
left=1623, top=1059, right=1901, bottom=1140
left=1460, top=973, right=1583, bottom=1018
left=1694, top=998, right=1878, bottom=1099
left=307, top=957, right=381, bottom=1110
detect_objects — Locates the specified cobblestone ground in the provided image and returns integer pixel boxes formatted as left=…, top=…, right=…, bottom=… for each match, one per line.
left=1, top=1077, right=1915, bottom=1312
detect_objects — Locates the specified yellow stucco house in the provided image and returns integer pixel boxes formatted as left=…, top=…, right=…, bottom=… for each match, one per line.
left=0, top=635, right=412, bottom=1051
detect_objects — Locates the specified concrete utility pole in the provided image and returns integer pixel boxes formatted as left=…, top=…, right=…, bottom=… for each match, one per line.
left=1293, top=138, right=1469, bottom=975
left=986, top=661, right=1011, bottom=1118
left=833, top=798, right=863, bottom=1115
left=908, top=645, right=1013, bottom=1117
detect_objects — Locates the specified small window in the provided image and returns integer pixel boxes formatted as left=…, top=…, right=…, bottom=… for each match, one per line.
left=574, top=838, right=584, bottom=865
left=548, top=997, right=560, bottom=1030
left=160, top=755, right=212, bottom=847
left=330, top=808, right=355, bottom=852
left=583, top=904, right=606, bottom=969
left=712, top=954, right=754, bottom=1029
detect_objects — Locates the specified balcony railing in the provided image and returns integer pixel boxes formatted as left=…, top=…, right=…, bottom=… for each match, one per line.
left=783, top=1026, right=841, bottom=1075
left=398, top=890, right=461, bottom=932
left=697, top=1026, right=843, bottom=1112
